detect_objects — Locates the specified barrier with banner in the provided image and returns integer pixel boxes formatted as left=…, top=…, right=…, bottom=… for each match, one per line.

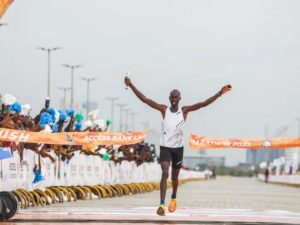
left=258, top=174, right=300, bottom=186
left=0, top=128, right=147, bottom=146
left=0, top=148, right=204, bottom=192
left=189, top=134, right=300, bottom=149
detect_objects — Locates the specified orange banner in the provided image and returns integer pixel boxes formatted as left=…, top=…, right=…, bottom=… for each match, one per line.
left=0, top=0, right=13, bottom=18
left=189, top=134, right=300, bottom=149
left=0, top=128, right=147, bottom=145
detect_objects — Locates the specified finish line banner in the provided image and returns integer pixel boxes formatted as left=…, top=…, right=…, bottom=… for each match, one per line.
left=0, top=128, right=147, bottom=145
left=0, top=0, right=13, bottom=18
left=189, top=134, right=300, bottom=149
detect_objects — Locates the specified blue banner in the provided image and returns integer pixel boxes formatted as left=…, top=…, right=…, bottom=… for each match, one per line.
left=0, top=147, right=12, bottom=160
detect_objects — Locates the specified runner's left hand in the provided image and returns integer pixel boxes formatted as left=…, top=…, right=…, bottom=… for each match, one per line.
left=220, top=85, right=232, bottom=95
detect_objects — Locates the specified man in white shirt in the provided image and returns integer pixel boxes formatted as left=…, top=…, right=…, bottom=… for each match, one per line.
left=124, top=76, right=231, bottom=216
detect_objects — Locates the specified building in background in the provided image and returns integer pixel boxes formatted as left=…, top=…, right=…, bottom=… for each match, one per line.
left=183, top=156, right=225, bottom=171
left=246, top=148, right=285, bottom=166
left=285, top=148, right=300, bottom=164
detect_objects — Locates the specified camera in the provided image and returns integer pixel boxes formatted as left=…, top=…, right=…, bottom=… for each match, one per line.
left=45, top=97, right=50, bottom=110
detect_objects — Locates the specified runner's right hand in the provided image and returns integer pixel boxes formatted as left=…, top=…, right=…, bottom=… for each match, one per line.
left=124, top=76, right=132, bottom=87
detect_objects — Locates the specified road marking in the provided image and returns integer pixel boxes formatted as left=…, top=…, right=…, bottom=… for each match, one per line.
left=19, top=207, right=300, bottom=219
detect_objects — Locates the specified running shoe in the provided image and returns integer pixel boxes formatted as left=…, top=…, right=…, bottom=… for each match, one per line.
left=156, top=204, right=166, bottom=216
left=168, top=199, right=177, bottom=212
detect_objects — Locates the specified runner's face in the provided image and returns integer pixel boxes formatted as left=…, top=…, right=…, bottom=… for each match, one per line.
left=169, top=91, right=181, bottom=107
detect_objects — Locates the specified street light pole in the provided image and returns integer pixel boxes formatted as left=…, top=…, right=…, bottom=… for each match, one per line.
left=62, top=64, right=82, bottom=108
left=296, top=118, right=300, bottom=137
left=57, top=87, right=71, bottom=110
left=81, top=77, right=97, bottom=118
left=37, top=47, right=62, bottom=98
left=130, top=112, right=138, bottom=131
left=115, top=103, right=126, bottom=132
left=296, top=118, right=300, bottom=168
left=105, top=97, right=119, bottom=132
left=281, top=126, right=289, bottom=136
left=124, top=108, right=131, bottom=132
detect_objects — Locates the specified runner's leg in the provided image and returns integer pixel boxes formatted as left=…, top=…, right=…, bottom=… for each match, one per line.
left=160, top=160, right=170, bottom=203
left=171, top=167, right=180, bottom=198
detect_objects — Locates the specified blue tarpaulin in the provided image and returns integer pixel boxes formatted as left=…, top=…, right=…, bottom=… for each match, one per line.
left=0, top=147, right=12, bottom=160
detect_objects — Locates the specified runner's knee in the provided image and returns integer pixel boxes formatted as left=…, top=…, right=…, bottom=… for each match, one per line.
left=161, top=170, right=169, bottom=180
left=171, top=175, right=178, bottom=182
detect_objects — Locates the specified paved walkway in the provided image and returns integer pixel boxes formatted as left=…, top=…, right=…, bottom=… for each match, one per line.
left=6, top=177, right=300, bottom=224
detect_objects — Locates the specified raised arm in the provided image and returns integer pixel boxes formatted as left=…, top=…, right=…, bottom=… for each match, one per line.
left=124, top=76, right=167, bottom=117
left=182, top=85, right=232, bottom=119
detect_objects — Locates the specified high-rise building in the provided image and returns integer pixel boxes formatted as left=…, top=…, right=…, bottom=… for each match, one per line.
left=246, top=148, right=285, bottom=165
left=284, top=148, right=300, bottom=163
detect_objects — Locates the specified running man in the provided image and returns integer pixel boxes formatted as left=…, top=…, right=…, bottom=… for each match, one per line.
left=124, top=76, right=231, bottom=216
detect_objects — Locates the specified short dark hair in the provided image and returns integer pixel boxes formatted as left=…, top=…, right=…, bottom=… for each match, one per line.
left=170, top=89, right=181, bottom=96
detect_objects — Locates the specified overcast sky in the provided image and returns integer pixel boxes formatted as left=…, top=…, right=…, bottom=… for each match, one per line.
left=1, top=0, right=300, bottom=166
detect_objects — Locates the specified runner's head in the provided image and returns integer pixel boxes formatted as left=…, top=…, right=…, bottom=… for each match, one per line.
left=169, top=89, right=181, bottom=107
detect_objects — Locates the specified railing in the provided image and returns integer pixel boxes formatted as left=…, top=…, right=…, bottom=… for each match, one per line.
left=0, top=148, right=204, bottom=191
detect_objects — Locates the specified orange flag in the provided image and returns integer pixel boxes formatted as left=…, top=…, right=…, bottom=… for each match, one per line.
left=0, top=0, right=13, bottom=19
left=189, top=134, right=300, bottom=150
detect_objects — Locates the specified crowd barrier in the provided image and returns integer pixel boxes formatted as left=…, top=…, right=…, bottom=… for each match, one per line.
left=0, top=148, right=204, bottom=192
left=258, top=174, right=300, bottom=187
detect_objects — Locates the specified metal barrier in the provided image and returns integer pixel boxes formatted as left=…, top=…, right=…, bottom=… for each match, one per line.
left=0, top=147, right=204, bottom=219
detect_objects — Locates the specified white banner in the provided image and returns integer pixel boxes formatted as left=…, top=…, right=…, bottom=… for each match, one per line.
left=0, top=149, right=205, bottom=191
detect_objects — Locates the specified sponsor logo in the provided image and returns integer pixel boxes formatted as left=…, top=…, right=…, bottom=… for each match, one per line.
left=83, top=134, right=146, bottom=142
left=176, top=161, right=182, bottom=165
left=66, top=134, right=74, bottom=143
left=262, top=140, right=272, bottom=147
left=0, top=130, right=30, bottom=142
left=190, top=139, right=252, bottom=148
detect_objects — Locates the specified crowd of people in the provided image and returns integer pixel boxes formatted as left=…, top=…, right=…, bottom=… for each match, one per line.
left=0, top=93, right=156, bottom=167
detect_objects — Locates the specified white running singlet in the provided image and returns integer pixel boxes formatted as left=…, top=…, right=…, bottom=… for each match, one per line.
left=160, top=107, right=185, bottom=148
